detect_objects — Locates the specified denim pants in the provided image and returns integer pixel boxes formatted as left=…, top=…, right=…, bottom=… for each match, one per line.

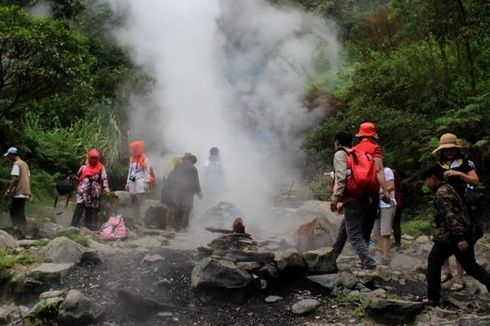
left=427, top=241, right=490, bottom=304
left=333, top=199, right=376, bottom=268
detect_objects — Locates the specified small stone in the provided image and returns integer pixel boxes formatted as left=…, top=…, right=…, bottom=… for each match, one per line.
left=142, top=254, right=164, bottom=263
left=291, top=299, right=321, bottom=315
left=265, top=295, right=283, bottom=303
left=191, top=257, right=252, bottom=289
left=366, top=298, right=424, bottom=324
left=158, top=311, right=173, bottom=317
left=39, top=237, right=85, bottom=264
left=0, top=303, right=21, bottom=324
left=401, top=234, right=415, bottom=241
left=17, top=239, right=36, bottom=247
left=158, top=278, right=172, bottom=286
left=415, top=235, right=430, bottom=244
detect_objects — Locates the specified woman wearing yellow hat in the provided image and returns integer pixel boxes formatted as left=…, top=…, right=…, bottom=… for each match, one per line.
left=434, top=133, right=480, bottom=291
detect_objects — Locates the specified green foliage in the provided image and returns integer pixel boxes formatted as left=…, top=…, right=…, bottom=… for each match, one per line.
left=29, top=297, right=64, bottom=324
left=401, top=218, right=435, bottom=238
left=54, top=229, right=89, bottom=246
left=0, top=248, right=39, bottom=282
left=334, top=292, right=370, bottom=320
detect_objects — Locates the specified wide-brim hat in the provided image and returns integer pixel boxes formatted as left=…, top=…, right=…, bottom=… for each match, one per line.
left=432, top=133, right=463, bottom=154
left=355, top=122, right=378, bottom=139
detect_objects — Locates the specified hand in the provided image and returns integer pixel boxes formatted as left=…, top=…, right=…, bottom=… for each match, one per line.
left=444, top=170, right=462, bottom=180
left=336, top=202, right=343, bottom=215
left=125, top=183, right=129, bottom=191
left=3, top=191, right=10, bottom=199
left=457, top=240, right=469, bottom=251
left=330, top=202, right=337, bottom=213
left=104, top=188, right=111, bottom=196
left=382, top=192, right=391, bottom=204
left=28, top=193, right=33, bottom=202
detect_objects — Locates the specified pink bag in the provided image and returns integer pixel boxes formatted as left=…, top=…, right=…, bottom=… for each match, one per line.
left=99, top=215, right=128, bottom=240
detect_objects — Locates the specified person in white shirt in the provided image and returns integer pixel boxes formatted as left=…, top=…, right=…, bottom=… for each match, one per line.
left=372, top=167, right=397, bottom=265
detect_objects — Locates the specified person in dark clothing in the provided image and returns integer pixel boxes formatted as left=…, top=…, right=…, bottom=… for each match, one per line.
left=165, top=153, right=202, bottom=231
left=422, top=163, right=489, bottom=306
left=434, top=133, right=480, bottom=291
left=391, top=168, right=403, bottom=250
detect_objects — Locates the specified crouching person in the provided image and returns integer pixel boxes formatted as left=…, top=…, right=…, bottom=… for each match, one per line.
left=72, top=149, right=110, bottom=230
left=422, top=163, right=490, bottom=306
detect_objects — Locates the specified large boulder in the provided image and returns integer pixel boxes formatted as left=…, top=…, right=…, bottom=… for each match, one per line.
left=39, top=237, right=85, bottom=264
left=0, top=230, right=17, bottom=249
left=274, top=251, right=306, bottom=278
left=0, top=303, right=22, bottom=324
left=57, top=290, right=102, bottom=326
left=296, top=216, right=336, bottom=253
left=144, top=200, right=168, bottom=229
left=303, top=247, right=337, bottom=274
left=366, top=298, right=424, bottom=324
left=37, top=222, right=64, bottom=238
left=191, top=257, right=252, bottom=289
left=390, top=253, right=424, bottom=271
left=30, top=263, right=74, bottom=280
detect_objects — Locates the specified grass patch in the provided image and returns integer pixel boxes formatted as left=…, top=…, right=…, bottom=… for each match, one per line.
left=54, top=229, right=89, bottom=246
left=29, top=297, right=64, bottom=323
left=0, top=249, right=40, bottom=282
left=32, top=239, right=50, bottom=247
left=401, top=218, right=435, bottom=238
left=334, top=292, right=370, bottom=320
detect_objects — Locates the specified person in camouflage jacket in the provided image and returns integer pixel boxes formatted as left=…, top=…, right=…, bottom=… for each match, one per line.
left=422, top=163, right=490, bottom=305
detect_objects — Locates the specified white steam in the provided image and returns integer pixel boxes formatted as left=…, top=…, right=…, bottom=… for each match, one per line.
left=107, top=0, right=340, bottom=232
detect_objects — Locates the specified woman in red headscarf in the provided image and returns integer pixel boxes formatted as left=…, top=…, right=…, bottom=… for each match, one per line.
left=126, top=140, right=152, bottom=228
left=71, top=149, right=110, bottom=229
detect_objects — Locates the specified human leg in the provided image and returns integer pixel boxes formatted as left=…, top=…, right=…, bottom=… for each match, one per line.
left=84, top=206, right=95, bottom=230
left=333, top=219, right=347, bottom=258
left=454, top=243, right=490, bottom=292
left=344, top=200, right=376, bottom=269
left=393, top=206, right=402, bottom=248
left=379, top=207, right=395, bottom=260
left=362, top=194, right=379, bottom=243
left=427, top=242, right=453, bottom=304
left=10, top=198, right=27, bottom=236
left=71, top=203, right=84, bottom=227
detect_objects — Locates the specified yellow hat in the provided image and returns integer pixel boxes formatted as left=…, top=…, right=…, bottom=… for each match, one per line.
left=432, top=133, right=462, bottom=154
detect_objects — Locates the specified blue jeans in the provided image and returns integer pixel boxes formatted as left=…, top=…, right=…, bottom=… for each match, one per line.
left=333, top=199, right=376, bottom=268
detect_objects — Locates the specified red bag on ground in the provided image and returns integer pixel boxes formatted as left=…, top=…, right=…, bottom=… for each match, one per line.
left=345, top=148, right=379, bottom=199
left=99, top=215, right=128, bottom=240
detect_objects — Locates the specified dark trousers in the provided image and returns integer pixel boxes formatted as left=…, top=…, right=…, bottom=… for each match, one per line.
left=171, top=204, right=192, bottom=232
left=10, top=197, right=27, bottom=235
left=333, top=199, right=376, bottom=268
left=393, top=206, right=402, bottom=247
left=362, top=193, right=379, bottom=243
left=427, top=241, right=490, bottom=303
left=71, top=203, right=95, bottom=229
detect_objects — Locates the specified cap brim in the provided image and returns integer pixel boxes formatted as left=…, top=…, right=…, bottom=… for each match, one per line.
left=3, top=153, right=8, bottom=157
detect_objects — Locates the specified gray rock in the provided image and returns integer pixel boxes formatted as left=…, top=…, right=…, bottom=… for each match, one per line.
left=390, top=253, right=423, bottom=270
left=265, top=295, right=283, bottom=303
left=257, top=264, right=279, bottom=280
left=142, top=254, right=164, bottom=263
left=303, top=247, right=337, bottom=274
left=0, top=230, right=17, bottom=249
left=415, top=235, right=431, bottom=244
left=366, top=298, right=424, bottom=324
left=402, top=234, right=415, bottom=241
left=308, top=271, right=359, bottom=290
left=58, top=290, right=102, bottom=326
left=87, top=239, right=120, bottom=255
left=30, top=263, right=74, bottom=279
left=291, top=299, right=321, bottom=315
left=0, top=303, right=21, bottom=324
left=191, top=257, right=252, bottom=289
left=274, top=251, right=306, bottom=272
left=117, top=289, right=176, bottom=316
left=39, top=237, right=85, bottom=264
left=40, top=290, right=65, bottom=300
left=129, top=236, right=163, bottom=248
left=236, top=261, right=261, bottom=271
left=38, top=222, right=64, bottom=237
left=17, top=239, right=36, bottom=247
left=81, top=249, right=103, bottom=265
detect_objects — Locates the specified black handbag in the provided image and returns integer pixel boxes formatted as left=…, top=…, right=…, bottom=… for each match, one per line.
left=464, top=185, right=481, bottom=209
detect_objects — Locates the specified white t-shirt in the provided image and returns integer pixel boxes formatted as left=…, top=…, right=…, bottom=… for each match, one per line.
left=379, top=167, right=397, bottom=208
left=11, top=165, right=29, bottom=198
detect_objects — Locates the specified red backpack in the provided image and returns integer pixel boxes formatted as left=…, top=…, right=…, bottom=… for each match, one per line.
left=345, top=148, right=379, bottom=198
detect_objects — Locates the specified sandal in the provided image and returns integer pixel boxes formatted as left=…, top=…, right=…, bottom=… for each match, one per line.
left=449, top=280, right=465, bottom=291
left=441, top=273, right=452, bottom=283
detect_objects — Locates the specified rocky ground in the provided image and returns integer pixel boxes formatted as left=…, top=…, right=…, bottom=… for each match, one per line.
left=1, top=200, right=490, bottom=325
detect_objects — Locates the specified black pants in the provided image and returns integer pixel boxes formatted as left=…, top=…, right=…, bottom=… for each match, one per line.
left=362, top=193, right=379, bottom=243
left=10, top=197, right=27, bottom=235
left=393, top=206, right=402, bottom=247
left=71, top=203, right=95, bottom=229
left=427, top=241, right=490, bottom=303
left=171, top=204, right=192, bottom=232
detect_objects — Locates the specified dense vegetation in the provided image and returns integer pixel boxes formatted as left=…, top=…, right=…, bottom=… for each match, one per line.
left=298, top=0, right=490, bottom=221
left=1, top=0, right=489, bottom=225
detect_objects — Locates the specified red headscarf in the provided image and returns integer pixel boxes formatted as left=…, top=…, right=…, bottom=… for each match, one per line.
left=79, top=149, right=104, bottom=181
left=129, top=140, right=148, bottom=170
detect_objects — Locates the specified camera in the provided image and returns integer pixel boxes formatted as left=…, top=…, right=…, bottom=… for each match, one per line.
left=129, top=176, right=136, bottom=182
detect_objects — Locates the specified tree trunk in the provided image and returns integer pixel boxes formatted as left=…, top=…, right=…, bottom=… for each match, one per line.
left=455, top=0, right=477, bottom=95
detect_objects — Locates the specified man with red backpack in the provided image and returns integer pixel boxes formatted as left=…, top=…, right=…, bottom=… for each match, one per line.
left=332, top=122, right=389, bottom=269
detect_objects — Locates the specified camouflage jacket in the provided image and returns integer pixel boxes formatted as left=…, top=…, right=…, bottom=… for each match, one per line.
left=433, top=183, right=472, bottom=243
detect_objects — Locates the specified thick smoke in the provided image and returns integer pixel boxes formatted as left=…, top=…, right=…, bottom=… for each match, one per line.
left=107, top=0, right=340, bottom=232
